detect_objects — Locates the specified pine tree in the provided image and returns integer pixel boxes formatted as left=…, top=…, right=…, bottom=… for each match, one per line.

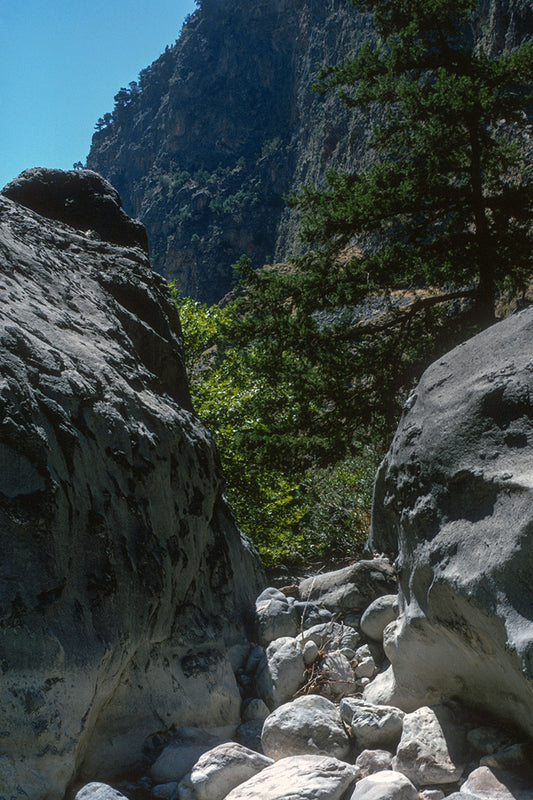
left=294, top=0, right=533, bottom=326
left=229, top=0, right=533, bottom=468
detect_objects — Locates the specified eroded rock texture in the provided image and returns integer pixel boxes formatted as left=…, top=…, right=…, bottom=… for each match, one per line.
left=0, top=170, right=264, bottom=800
left=366, top=309, right=533, bottom=736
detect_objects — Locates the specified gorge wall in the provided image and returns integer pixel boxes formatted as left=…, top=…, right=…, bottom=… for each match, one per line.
left=0, top=169, right=264, bottom=800
left=86, top=0, right=533, bottom=303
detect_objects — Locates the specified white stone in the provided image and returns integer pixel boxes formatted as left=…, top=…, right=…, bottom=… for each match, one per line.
left=255, top=636, right=306, bottom=709
left=320, top=650, right=357, bottom=699
left=254, top=588, right=299, bottom=646
left=299, top=560, right=396, bottom=616
left=349, top=770, right=419, bottom=800
left=360, top=596, right=399, bottom=642
left=303, top=640, right=320, bottom=665
left=355, top=657, right=377, bottom=679
left=261, top=694, right=351, bottom=761
left=355, top=750, right=394, bottom=777
left=366, top=309, right=533, bottom=737
left=297, top=622, right=360, bottom=652
left=340, top=697, right=404, bottom=750
left=462, top=765, right=533, bottom=800
left=75, top=785, right=128, bottom=800
left=392, top=706, right=466, bottom=785
left=178, top=742, right=273, bottom=800
left=224, top=754, right=358, bottom=800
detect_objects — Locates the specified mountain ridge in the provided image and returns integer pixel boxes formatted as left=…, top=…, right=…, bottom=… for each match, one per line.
left=87, top=0, right=532, bottom=303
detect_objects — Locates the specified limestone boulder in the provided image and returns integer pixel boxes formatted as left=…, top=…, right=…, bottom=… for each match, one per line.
left=297, top=621, right=361, bottom=652
left=365, top=308, right=533, bottom=736
left=0, top=173, right=264, bottom=800
left=74, top=786, right=128, bottom=800
left=340, top=698, right=404, bottom=751
left=355, top=750, right=394, bottom=777
left=392, top=705, right=466, bottom=785
left=2, top=167, right=148, bottom=251
left=252, top=587, right=299, bottom=646
left=319, top=650, right=357, bottom=699
left=349, top=770, right=418, bottom=800
left=360, top=595, right=399, bottom=642
left=261, top=694, right=351, bottom=761
left=255, top=636, right=306, bottom=709
left=461, top=765, right=533, bottom=800
left=223, top=755, right=358, bottom=800
left=299, top=559, right=397, bottom=616
left=177, top=742, right=273, bottom=800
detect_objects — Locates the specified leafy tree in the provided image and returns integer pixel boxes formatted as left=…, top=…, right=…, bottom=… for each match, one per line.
left=227, top=0, right=533, bottom=460
left=172, top=287, right=379, bottom=566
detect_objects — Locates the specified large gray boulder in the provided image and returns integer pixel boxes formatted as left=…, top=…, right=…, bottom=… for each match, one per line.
left=2, top=167, right=148, bottom=250
left=299, top=559, right=396, bottom=616
left=0, top=172, right=264, bottom=800
left=365, top=308, right=533, bottom=737
left=261, top=695, right=351, bottom=761
left=223, top=755, right=358, bottom=800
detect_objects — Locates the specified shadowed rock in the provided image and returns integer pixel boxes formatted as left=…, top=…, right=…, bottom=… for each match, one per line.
left=2, top=167, right=148, bottom=251
left=0, top=177, right=264, bottom=800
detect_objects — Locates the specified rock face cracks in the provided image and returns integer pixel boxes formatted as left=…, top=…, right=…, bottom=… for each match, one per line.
left=0, top=169, right=264, bottom=800
left=366, top=309, right=533, bottom=736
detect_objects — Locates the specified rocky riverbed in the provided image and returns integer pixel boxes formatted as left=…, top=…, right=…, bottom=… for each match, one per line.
left=75, top=558, right=533, bottom=800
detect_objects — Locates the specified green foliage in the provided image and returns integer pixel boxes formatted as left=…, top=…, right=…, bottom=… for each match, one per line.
left=227, top=0, right=533, bottom=463
left=209, top=190, right=261, bottom=221
left=172, top=287, right=380, bottom=566
left=261, top=136, right=282, bottom=158
left=299, top=448, right=379, bottom=562
left=304, top=0, right=533, bottom=323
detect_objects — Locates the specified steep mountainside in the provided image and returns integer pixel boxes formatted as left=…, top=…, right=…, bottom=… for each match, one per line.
left=87, top=0, right=533, bottom=303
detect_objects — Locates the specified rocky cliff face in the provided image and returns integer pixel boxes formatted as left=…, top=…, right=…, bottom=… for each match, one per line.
left=0, top=169, right=264, bottom=800
left=85, top=0, right=532, bottom=303
left=85, top=0, right=374, bottom=302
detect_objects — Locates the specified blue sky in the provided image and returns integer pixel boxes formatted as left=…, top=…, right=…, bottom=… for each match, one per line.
left=0, top=0, right=196, bottom=189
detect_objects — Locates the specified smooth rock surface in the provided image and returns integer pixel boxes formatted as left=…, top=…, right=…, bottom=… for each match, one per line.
left=178, top=742, right=273, bottom=800
left=299, top=559, right=397, bottom=615
left=255, top=636, right=306, bottom=709
left=253, top=587, right=299, bottom=646
left=223, top=754, right=358, bottom=800
left=74, top=785, right=128, bottom=800
left=392, top=705, right=466, bottom=785
left=366, top=309, right=533, bottom=735
left=360, top=595, right=399, bottom=642
left=0, top=176, right=264, bottom=800
left=349, top=770, right=418, bottom=800
left=261, top=695, right=351, bottom=761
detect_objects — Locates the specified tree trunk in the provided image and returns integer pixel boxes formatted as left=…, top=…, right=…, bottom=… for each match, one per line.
left=469, top=118, right=496, bottom=327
